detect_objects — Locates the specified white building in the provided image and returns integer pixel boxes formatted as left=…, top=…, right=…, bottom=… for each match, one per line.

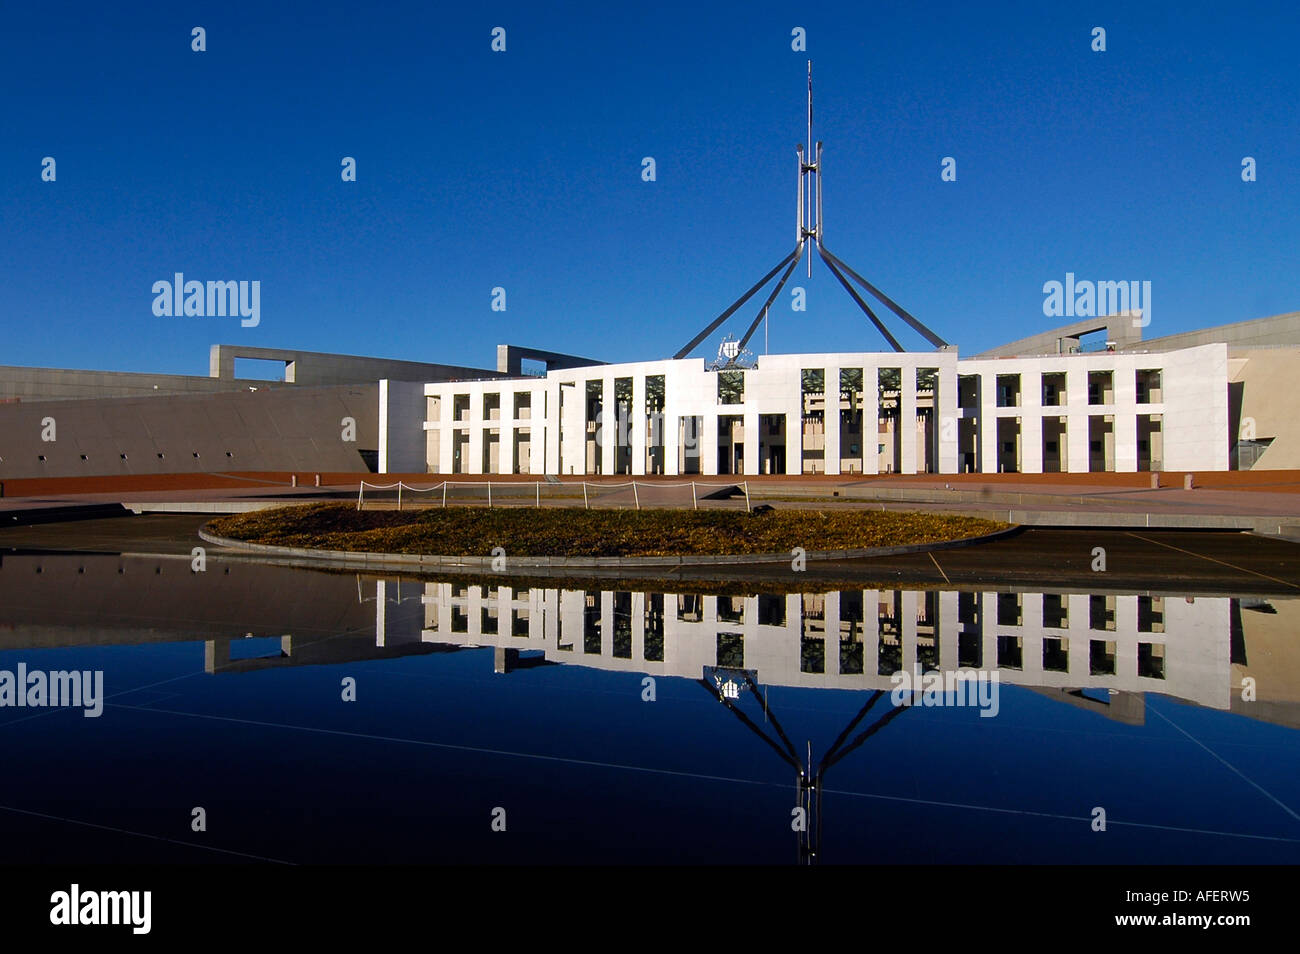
left=378, top=336, right=1231, bottom=476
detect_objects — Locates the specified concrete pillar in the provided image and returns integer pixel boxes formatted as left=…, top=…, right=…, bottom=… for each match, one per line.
left=980, top=373, right=999, bottom=474
left=467, top=388, right=483, bottom=475
left=600, top=377, right=616, bottom=476
left=701, top=411, right=720, bottom=476
left=900, top=364, right=918, bottom=474
left=1114, top=363, right=1138, bottom=472
left=1021, top=369, right=1044, bottom=474
left=743, top=408, right=760, bottom=476
left=937, top=359, right=959, bottom=475
left=663, top=406, right=680, bottom=475
left=824, top=364, right=841, bottom=475
left=787, top=401, right=804, bottom=475
left=862, top=367, right=880, bottom=475
left=631, top=374, right=647, bottom=476
left=1066, top=368, right=1091, bottom=473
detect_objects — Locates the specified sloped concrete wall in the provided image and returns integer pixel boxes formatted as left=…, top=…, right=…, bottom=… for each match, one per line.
left=1230, top=347, right=1300, bottom=469
left=0, top=384, right=378, bottom=479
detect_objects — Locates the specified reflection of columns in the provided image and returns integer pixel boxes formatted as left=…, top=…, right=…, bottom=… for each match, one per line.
left=600, top=591, right=614, bottom=656
left=982, top=592, right=998, bottom=667
left=1022, top=592, right=1043, bottom=678
left=864, top=589, right=880, bottom=676
left=825, top=591, right=841, bottom=672
left=376, top=580, right=386, bottom=647
left=632, top=592, right=645, bottom=660
left=203, top=640, right=228, bottom=674
left=939, top=591, right=959, bottom=670
left=494, top=646, right=519, bottom=674
left=901, top=590, right=919, bottom=672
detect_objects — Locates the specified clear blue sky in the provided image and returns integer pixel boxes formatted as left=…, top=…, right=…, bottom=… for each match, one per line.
left=3, top=0, right=1297, bottom=376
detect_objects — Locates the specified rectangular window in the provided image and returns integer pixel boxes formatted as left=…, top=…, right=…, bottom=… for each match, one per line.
left=717, top=370, right=744, bottom=405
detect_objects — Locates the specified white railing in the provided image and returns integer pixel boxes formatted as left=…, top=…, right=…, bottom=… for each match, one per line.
left=357, top=479, right=751, bottom=512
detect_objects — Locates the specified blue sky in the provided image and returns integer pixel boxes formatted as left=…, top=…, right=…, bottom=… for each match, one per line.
left=2, top=0, right=1297, bottom=376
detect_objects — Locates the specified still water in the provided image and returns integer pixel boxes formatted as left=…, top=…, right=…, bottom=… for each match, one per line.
left=1, top=551, right=1297, bottom=864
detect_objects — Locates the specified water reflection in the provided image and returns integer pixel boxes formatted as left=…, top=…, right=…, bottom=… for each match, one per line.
left=377, top=581, right=1291, bottom=727
left=0, top=551, right=1297, bottom=863
left=0, top=552, right=1293, bottom=728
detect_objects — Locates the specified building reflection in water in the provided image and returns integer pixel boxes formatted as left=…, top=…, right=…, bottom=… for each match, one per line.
left=0, top=552, right=1296, bottom=862
left=373, top=583, right=1256, bottom=719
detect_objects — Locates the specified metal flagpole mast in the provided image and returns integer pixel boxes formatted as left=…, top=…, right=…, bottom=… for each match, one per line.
left=805, top=60, right=815, bottom=277
left=673, top=58, right=949, bottom=358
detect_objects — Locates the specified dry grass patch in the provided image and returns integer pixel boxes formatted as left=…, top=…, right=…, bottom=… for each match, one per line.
left=208, top=503, right=1009, bottom=558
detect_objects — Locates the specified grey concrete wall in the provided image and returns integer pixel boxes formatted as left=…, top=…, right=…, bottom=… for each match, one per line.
left=0, top=343, right=508, bottom=405
left=980, top=310, right=1300, bottom=359
left=209, top=344, right=508, bottom=386
left=0, top=365, right=284, bottom=403
left=496, top=344, right=604, bottom=374
left=1135, top=310, right=1300, bottom=352
left=0, top=384, right=379, bottom=479
left=378, top=380, right=427, bottom=473
left=976, top=315, right=1144, bottom=358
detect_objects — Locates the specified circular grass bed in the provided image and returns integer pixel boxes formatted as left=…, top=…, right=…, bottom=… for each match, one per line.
left=207, top=503, right=1009, bottom=558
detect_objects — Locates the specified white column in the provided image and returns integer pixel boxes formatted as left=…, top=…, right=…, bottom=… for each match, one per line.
left=701, top=412, right=720, bottom=476
left=900, top=363, right=918, bottom=474
left=1066, top=368, right=1090, bottom=473
left=787, top=388, right=803, bottom=475
left=467, top=387, right=483, bottom=475
left=937, top=361, right=958, bottom=475
left=438, top=395, right=454, bottom=476
left=1021, top=368, right=1044, bottom=474
left=601, top=376, right=616, bottom=475
left=743, top=408, right=760, bottom=476
left=631, top=374, right=647, bottom=476
left=980, top=373, right=999, bottom=474
left=1114, top=362, right=1138, bottom=472
left=824, top=364, right=841, bottom=475
left=863, top=366, right=880, bottom=475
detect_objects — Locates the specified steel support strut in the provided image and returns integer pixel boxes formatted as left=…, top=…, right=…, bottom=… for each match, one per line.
left=736, top=242, right=803, bottom=354
left=674, top=245, right=802, bottom=360
left=817, top=244, right=904, bottom=352
left=821, top=244, right=949, bottom=348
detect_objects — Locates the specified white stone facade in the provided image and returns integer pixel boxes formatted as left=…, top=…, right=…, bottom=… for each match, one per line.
left=381, top=342, right=1229, bottom=476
